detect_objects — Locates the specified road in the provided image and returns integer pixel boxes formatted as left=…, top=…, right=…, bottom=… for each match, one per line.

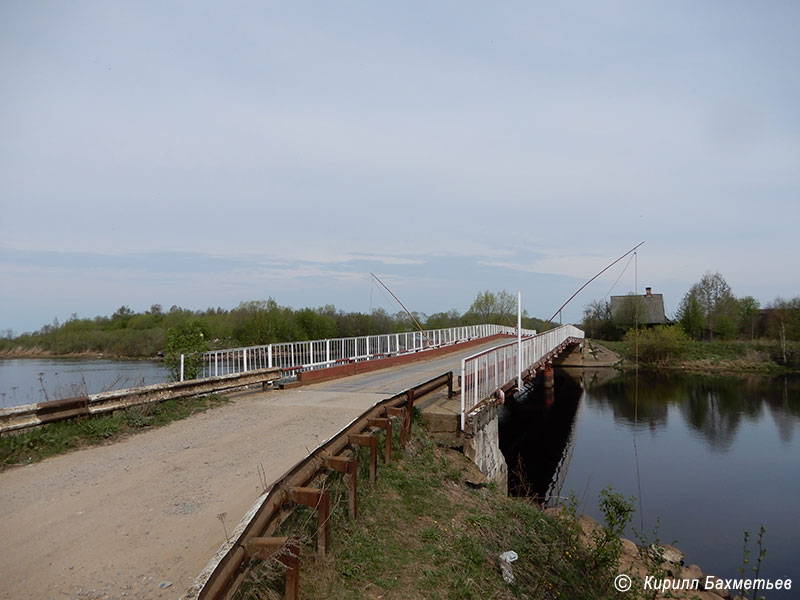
left=0, top=340, right=503, bottom=600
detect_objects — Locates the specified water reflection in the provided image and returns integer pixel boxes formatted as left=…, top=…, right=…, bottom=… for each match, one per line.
left=500, top=369, right=800, bottom=596
left=499, top=372, right=583, bottom=499
left=581, top=371, right=800, bottom=452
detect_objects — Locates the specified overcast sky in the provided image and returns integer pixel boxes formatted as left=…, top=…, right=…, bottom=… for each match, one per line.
left=2, top=2, right=798, bottom=334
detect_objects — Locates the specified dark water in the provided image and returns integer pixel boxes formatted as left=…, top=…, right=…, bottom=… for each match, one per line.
left=500, top=369, right=800, bottom=596
left=0, top=358, right=169, bottom=407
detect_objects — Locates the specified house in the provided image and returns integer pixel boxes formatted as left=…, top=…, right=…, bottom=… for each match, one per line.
left=610, top=287, right=667, bottom=325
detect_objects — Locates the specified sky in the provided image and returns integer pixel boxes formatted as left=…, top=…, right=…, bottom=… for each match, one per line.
left=1, top=1, right=799, bottom=335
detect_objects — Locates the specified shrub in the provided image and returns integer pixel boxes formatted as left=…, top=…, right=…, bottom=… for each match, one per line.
left=163, top=321, right=209, bottom=380
left=624, top=325, right=688, bottom=365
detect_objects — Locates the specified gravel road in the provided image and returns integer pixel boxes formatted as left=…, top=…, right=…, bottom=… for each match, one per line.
left=0, top=341, right=501, bottom=599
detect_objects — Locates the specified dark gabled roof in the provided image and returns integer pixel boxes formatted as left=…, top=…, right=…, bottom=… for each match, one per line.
left=610, top=293, right=667, bottom=325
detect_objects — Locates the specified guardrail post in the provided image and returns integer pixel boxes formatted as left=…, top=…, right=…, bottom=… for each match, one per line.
left=386, top=407, right=408, bottom=448
left=244, top=536, right=300, bottom=600
left=325, top=455, right=358, bottom=519
left=405, top=388, right=415, bottom=442
left=180, top=354, right=185, bottom=382
left=349, top=433, right=378, bottom=485
left=460, top=359, right=466, bottom=432
left=290, top=487, right=330, bottom=557
left=368, top=418, right=392, bottom=463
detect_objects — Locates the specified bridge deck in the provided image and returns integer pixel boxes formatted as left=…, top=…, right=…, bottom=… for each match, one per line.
left=0, top=339, right=502, bottom=600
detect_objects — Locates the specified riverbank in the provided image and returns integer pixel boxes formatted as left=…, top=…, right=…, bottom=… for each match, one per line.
left=598, top=338, right=799, bottom=374
left=0, top=346, right=161, bottom=360
left=241, top=418, right=731, bottom=600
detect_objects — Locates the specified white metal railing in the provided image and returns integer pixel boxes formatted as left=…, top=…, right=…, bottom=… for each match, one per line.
left=181, top=323, right=536, bottom=381
left=460, top=324, right=584, bottom=429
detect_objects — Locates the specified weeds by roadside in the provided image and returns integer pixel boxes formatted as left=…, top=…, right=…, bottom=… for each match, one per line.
left=0, top=394, right=229, bottom=469
left=238, top=413, right=634, bottom=600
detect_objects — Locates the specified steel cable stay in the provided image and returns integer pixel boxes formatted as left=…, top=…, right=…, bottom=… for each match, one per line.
left=546, top=241, right=645, bottom=326
left=632, top=250, right=646, bottom=534
left=600, top=252, right=637, bottom=304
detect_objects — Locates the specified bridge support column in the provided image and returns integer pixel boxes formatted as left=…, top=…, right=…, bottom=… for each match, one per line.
left=543, top=362, right=554, bottom=389
left=463, top=402, right=508, bottom=495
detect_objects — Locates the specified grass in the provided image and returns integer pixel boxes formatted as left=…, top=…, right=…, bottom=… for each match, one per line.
left=0, top=394, right=230, bottom=469
left=236, top=412, right=632, bottom=600
left=601, top=338, right=799, bottom=373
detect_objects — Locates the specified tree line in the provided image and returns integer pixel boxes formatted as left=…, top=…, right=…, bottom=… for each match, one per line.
left=583, top=271, right=799, bottom=343
left=581, top=272, right=799, bottom=366
left=0, top=290, right=553, bottom=359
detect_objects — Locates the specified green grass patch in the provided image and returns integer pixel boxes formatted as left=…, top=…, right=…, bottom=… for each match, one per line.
left=237, top=417, right=633, bottom=600
left=0, top=394, right=230, bottom=469
left=601, top=337, right=799, bottom=373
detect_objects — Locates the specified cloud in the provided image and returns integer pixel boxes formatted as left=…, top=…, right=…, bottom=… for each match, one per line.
left=1, top=3, right=798, bottom=332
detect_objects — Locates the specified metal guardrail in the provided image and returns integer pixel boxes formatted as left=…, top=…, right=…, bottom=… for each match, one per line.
left=186, top=323, right=535, bottom=380
left=0, top=368, right=282, bottom=435
left=181, top=372, right=454, bottom=600
left=460, top=325, right=585, bottom=429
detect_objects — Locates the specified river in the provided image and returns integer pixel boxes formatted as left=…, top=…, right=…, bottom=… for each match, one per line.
left=500, top=369, right=800, bottom=597
left=0, top=358, right=169, bottom=407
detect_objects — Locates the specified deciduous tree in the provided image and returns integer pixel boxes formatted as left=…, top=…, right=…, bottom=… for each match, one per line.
left=684, top=272, right=738, bottom=340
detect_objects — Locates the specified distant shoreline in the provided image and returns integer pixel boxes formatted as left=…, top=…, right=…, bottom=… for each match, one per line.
left=597, top=339, right=800, bottom=375
left=0, top=348, right=161, bottom=361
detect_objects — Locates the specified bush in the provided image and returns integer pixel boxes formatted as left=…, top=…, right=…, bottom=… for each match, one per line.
left=624, top=325, right=688, bottom=365
left=163, top=321, right=209, bottom=380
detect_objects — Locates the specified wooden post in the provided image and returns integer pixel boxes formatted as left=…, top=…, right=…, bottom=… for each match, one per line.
left=349, top=433, right=378, bottom=485
left=244, top=536, right=300, bottom=600
left=325, top=454, right=358, bottom=519
left=368, top=417, right=392, bottom=463
left=405, top=388, right=415, bottom=441
left=386, top=407, right=407, bottom=448
left=290, top=487, right=330, bottom=557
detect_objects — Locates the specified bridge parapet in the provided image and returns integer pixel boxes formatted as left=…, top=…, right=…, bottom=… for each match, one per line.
left=460, top=324, right=584, bottom=429
left=185, top=323, right=535, bottom=381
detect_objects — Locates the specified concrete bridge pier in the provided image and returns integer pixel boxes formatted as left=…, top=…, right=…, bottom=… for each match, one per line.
left=419, top=386, right=509, bottom=494
left=463, top=402, right=508, bottom=494
left=543, top=362, right=555, bottom=389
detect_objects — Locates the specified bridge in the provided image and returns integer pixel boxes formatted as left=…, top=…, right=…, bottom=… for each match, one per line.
left=0, top=323, right=583, bottom=599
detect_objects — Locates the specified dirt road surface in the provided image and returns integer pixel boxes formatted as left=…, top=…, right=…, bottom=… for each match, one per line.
left=0, top=341, right=501, bottom=599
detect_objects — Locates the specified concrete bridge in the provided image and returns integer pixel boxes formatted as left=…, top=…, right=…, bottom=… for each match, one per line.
left=0, top=323, right=583, bottom=599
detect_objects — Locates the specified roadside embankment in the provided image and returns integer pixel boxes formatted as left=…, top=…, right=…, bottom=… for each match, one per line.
left=270, top=417, right=731, bottom=600
left=553, top=338, right=622, bottom=368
